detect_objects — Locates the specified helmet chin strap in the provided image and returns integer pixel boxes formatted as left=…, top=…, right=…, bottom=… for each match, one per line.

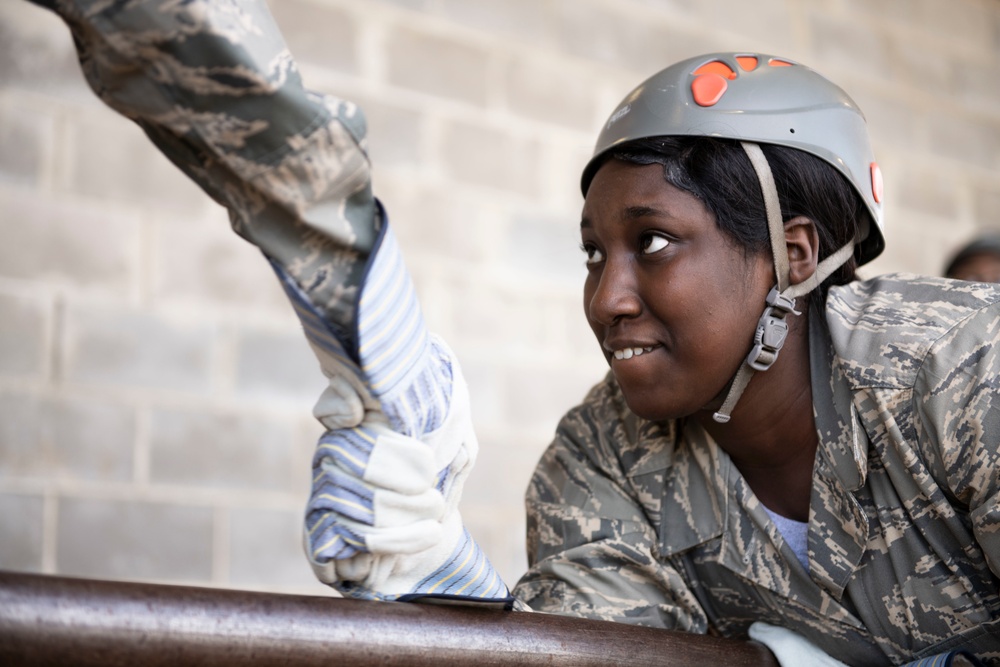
left=711, top=142, right=855, bottom=424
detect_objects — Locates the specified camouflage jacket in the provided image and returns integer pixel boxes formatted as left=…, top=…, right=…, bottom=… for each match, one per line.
left=514, top=274, right=1000, bottom=666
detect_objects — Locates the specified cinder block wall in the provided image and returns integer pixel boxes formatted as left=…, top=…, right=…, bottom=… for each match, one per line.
left=2, top=0, right=999, bottom=595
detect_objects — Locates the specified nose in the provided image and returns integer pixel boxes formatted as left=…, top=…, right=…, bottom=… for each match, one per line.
left=587, top=257, right=642, bottom=327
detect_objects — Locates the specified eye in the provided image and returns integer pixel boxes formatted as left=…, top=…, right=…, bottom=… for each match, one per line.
left=580, top=242, right=604, bottom=265
left=641, top=233, right=670, bottom=255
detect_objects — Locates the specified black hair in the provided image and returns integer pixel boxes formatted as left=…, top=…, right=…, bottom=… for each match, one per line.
left=592, top=136, right=867, bottom=298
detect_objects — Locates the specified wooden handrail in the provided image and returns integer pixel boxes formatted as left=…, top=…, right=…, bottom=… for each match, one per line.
left=0, top=570, right=777, bottom=666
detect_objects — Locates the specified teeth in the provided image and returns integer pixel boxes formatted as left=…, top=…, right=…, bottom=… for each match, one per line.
left=612, top=346, right=653, bottom=360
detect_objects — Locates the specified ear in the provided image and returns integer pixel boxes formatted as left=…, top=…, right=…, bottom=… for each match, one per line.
left=784, top=216, right=819, bottom=286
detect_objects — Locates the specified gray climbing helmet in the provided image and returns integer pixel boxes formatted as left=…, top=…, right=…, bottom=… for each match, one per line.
left=581, top=53, right=886, bottom=422
left=581, top=52, right=885, bottom=266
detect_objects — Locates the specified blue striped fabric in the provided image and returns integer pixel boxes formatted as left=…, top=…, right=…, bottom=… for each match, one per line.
left=414, top=527, right=509, bottom=598
left=356, top=224, right=452, bottom=437
left=271, top=222, right=510, bottom=602
left=306, top=500, right=369, bottom=562
left=901, top=652, right=983, bottom=667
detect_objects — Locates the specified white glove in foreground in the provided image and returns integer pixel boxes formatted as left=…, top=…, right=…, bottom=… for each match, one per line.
left=749, top=622, right=849, bottom=667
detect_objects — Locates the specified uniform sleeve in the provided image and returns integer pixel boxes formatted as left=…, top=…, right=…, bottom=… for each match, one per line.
left=34, top=0, right=454, bottom=436
left=914, top=297, right=1000, bottom=579
left=513, top=387, right=708, bottom=631
left=34, top=0, right=507, bottom=602
left=30, top=0, right=377, bottom=349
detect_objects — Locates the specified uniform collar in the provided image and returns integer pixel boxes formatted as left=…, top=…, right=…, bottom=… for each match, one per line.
left=651, top=307, right=871, bottom=605
left=806, top=305, right=870, bottom=599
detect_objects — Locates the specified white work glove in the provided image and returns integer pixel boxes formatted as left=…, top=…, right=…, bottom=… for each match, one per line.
left=749, top=622, right=849, bottom=667
left=304, top=336, right=509, bottom=601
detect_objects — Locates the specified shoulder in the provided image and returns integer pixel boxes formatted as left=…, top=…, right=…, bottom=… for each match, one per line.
left=559, top=372, right=677, bottom=472
left=534, top=373, right=677, bottom=493
left=823, top=272, right=1000, bottom=388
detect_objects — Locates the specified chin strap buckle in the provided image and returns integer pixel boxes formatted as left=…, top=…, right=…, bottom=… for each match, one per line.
left=745, top=286, right=800, bottom=372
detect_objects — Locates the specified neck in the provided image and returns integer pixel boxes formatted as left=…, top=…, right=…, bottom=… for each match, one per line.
left=696, top=311, right=817, bottom=521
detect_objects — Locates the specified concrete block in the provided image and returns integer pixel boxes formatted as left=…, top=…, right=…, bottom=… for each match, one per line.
left=57, top=497, right=213, bottom=582
left=234, top=329, right=326, bottom=405
left=504, top=210, right=586, bottom=286
left=892, top=42, right=955, bottom=97
left=0, top=393, right=135, bottom=482
left=151, top=215, right=292, bottom=314
left=559, top=301, right=607, bottom=372
left=270, top=0, right=358, bottom=74
left=0, top=190, right=137, bottom=292
left=542, top=140, right=593, bottom=209
left=62, top=303, right=215, bottom=393
left=810, top=15, right=892, bottom=76
left=449, top=282, right=518, bottom=349
left=0, top=394, right=39, bottom=478
left=917, top=0, right=995, bottom=53
left=846, top=90, right=920, bottom=154
left=0, top=2, right=92, bottom=97
left=0, top=100, right=52, bottom=186
left=438, top=0, right=552, bottom=44
left=149, top=408, right=298, bottom=492
left=973, top=187, right=1000, bottom=228
left=504, top=57, right=599, bottom=131
left=501, top=362, right=598, bottom=431
left=0, top=291, right=48, bottom=377
left=67, top=108, right=209, bottom=217
left=0, top=493, right=44, bottom=572
left=895, top=166, right=960, bottom=220
left=376, top=0, right=428, bottom=8
left=549, top=4, right=707, bottom=74
left=228, top=507, right=317, bottom=587
left=688, top=0, right=797, bottom=56
left=953, top=61, right=1000, bottom=116
left=927, top=112, right=1000, bottom=170
left=461, top=433, right=543, bottom=514
left=386, top=27, right=492, bottom=106
left=349, top=94, right=424, bottom=168
left=456, top=356, right=506, bottom=428
left=440, top=120, right=541, bottom=196
left=378, top=181, right=500, bottom=263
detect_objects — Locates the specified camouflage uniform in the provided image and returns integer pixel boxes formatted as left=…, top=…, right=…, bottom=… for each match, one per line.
left=515, top=274, right=1000, bottom=666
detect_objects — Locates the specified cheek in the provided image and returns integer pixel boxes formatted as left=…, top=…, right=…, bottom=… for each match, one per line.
left=582, top=281, right=601, bottom=335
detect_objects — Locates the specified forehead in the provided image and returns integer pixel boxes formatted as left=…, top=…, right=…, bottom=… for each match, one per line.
left=581, top=160, right=711, bottom=225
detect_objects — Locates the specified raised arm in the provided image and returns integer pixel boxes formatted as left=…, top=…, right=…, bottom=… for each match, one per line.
left=29, top=0, right=510, bottom=604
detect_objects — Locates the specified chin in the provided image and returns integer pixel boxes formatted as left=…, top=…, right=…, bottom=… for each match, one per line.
left=618, top=386, right=689, bottom=422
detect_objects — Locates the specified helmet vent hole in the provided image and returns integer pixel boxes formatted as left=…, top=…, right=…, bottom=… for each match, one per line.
left=789, top=128, right=796, bottom=133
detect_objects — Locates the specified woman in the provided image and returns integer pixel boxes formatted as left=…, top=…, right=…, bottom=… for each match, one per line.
left=34, top=1, right=999, bottom=664
left=514, top=55, right=1000, bottom=666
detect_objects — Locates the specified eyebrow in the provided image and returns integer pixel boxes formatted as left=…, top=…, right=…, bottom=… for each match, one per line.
left=580, top=205, right=670, bottom=229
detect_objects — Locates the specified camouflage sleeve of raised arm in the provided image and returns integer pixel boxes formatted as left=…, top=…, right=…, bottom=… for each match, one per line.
left=28, top=0, right=375, bottom=353
left=914, top=300, right=1000, bottom=579
left=513, top=377, right=708, bottom=631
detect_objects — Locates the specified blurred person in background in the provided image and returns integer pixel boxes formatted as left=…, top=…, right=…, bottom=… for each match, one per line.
left=944, top=233, right=1000, bottom=283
